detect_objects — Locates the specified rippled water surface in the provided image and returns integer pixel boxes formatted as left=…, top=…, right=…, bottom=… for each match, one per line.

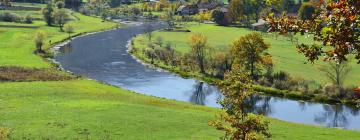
left=55, top=21, right=360, bottom=130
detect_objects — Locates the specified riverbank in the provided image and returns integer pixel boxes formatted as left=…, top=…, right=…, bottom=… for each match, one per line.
left=130, top=23, right=360, bottom=107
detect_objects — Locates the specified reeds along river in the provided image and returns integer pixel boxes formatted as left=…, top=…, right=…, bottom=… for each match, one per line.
left=54, top=21, right=360, bottom=130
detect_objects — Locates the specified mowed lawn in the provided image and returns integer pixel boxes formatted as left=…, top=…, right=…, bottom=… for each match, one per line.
left=1, top=80, right=360, bottom=140
left=134, top=23, right=360, bottom=86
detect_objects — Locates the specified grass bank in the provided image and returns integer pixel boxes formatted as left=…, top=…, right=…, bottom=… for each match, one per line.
left=1, top=80, right=360, bottom=139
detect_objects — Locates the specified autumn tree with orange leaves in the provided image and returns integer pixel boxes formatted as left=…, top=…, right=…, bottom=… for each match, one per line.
left=266, top=0, right=360, bottom=64
left=266, top=0, right=359, bottom=96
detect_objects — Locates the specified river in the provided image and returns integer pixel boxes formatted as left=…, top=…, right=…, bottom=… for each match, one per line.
left=54, top=21, right=360, bottom=130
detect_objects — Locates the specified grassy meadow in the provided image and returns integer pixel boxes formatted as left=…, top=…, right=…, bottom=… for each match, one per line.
left=2, top=80, right=360, bottom=139
left=133, top=23, right=360, bottom=86
left=0, top=3, right=360, bottom=139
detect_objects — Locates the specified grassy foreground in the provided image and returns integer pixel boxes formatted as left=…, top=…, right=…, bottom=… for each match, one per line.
left=133, top=23, right=360, bottom=86
left=1, top=4, right=360, bottom=139
left=1, top=80, right=360, bottom=140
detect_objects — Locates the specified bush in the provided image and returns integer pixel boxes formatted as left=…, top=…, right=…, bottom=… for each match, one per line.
left=211, top=8, right=228, bottom=26
left=0, top=12, right=22, bottom=22
left=56, top=1, right=65, bottom=9
left=24, top=15, right=33, bottom=24
left=0, top=127, right=11, bottom=139
left=273, top=71, right=289, bottom=81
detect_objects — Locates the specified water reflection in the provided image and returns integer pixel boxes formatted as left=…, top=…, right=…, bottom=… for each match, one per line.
left=315, top=105, right=359, bottom=128
left=59, top=43, right=73, bottom=54
left=245, top=96, right=273, bottom=116
left=189, top=82, right=215, bottom=105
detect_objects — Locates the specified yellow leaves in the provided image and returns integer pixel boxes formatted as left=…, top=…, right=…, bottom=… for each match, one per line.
left=187, top=33, right=207, bottom=49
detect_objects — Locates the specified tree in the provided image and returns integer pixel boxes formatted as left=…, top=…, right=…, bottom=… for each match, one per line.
left=280, top=0, right=297, bottom=12
left=42, top=2, right=55, bottom=26
left=164, top=10, right=175, bottom=29
left=231, top=33, right=270, bottom=79
left=155, top=36, right=163, bottom=47
left=55, top=1, right=65, bottom=9
left=266, top=0, right=360, bottom=64
left=35, top=31, right=46, bottom=53
left=64, top=0, right=82, bottom=10
left=227, top=0, right=244, bottom=23
left=53, top=9, right=69, bottom=31
left=188, top=33, right=208, bottom=74
left=145, top=43, right=156, bottom=64
left=211, top=8, right=227, bottom=25
left=209, top=66, right=271, bottom=140
left=64, top=24, right=74, bottom=39
left=1, top=0, right=11, bottom=6
left=109, top=0, right=120, bottom=8
left=298, top=2, right=316, bottom=20
left=319, top=61, right=351, bottom=97
left=25, top=15, right=33, bottom=24
left=262, top=54, right=273, bottom=79
left=144, top=23, right=153, bottom=41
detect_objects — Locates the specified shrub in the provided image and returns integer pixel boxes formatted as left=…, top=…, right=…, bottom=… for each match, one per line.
left=55, top=1, right=65, bottom=9
left=0, top=127, right=11, bottom=139
left=25, top=14, right=33, bottom=24
left=0, top=12, right=22, bottom=22
left=211, top=9, right=228, bottom=25
left=273, top=71, right=289, bottom=81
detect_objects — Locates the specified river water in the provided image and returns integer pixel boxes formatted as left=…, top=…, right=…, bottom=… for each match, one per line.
left=54, top=21, right=360, bottom=130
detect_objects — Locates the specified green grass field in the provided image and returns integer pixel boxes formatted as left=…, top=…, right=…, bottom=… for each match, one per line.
left=0, top=12, right=117, bottom=68
left=133, top=23, right=360, bottom=86
left=2, top=80, right=360, bottom=140
left=1, top=3, right=360, bottom=139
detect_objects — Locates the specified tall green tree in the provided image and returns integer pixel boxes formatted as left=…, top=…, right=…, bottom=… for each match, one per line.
left=298, top=2, right=316, bottom=20
left=319, top=61, right=351, bottom=97
left=42, top=2, right=55, bottom=26
left=227, top=0, right=244, bottom=23
left=64, top=24, right=74, bottom=39
left=231, top=33, right=270, bottom=79
left=188, top=33, right=208, bottom=74
left=211, top=8, right=227, bottom=25
left=35, top=31, right=46, bottom=53
left=53, top=9, right=69, bottom=31
left=209, top=66, right=270, bottom=140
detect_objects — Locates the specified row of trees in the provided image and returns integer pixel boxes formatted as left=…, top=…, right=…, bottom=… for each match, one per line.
left=36, top=1, right=74, bottom=53
left=42, top=1, right=71, bottom=31
left=210, top=0, right=317, bottom=26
